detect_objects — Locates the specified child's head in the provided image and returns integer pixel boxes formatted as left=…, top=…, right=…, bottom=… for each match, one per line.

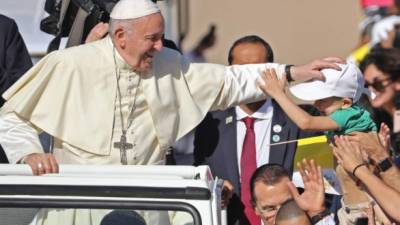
left=289, top=63, right=364, bottom=115
left=314, top=97, right=353, bottom=115
left=275, top=200, right=312, bottom=225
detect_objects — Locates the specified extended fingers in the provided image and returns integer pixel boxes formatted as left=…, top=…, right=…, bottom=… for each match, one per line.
left=47, top=154, right=59, bottom=173
left=380, top=123, right=390, bottom=135
left=309, top=160, right=322, bottom=185
left=313, top=60, right=342, bottom=71
left=269, top=68, right=278, bottom=78
left=262, top=68, right=277, bottom=80
left=321, top=57, right=345, bottom=64
left=334, top=136, right=347, bottom=151
left=305, top=159, right=317, bottom=181
left=297, top=161, right=309, bottom=183
left=332, top=136, right=346, bottom=163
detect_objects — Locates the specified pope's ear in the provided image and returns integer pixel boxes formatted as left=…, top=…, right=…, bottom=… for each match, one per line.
left=113, top=27, right=127, bottom=48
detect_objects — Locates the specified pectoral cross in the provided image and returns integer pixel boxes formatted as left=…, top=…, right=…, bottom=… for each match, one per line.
left=114, top=134, right=133, bottom=165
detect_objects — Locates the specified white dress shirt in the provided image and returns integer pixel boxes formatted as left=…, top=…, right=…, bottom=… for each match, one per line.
left=235, top=99, right=273, bottom=175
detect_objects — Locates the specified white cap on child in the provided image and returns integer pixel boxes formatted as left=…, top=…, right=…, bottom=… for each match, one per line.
left=289, top=63, right=367, bottom=102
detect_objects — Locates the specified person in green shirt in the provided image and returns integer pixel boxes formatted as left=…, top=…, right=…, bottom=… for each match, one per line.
left=258, top=63, right=376, bottom=140
left=257, top=63, right=392, bottom=224
left=326, top=104, right=377, bottom=139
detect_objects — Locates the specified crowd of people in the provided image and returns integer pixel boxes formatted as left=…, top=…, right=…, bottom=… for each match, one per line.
left=0, top=0, right=400, bottom=224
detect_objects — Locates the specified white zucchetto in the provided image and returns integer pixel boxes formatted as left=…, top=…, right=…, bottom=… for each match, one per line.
left=110, top=0, right=160, bottom=20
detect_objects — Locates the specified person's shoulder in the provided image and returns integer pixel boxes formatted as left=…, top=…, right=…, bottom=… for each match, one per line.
left=37, top=45, right=95, bottom=70
left=0, top=14, right=17, bottom=32
left=54, top=39, right=108, bottom=62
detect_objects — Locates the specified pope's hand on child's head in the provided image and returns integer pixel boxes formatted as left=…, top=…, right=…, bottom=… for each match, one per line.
left=258, top=68, right=286, bottom=98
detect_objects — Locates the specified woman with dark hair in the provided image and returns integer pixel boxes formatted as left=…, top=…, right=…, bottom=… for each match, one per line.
left=360, top=48, right=400, bottom=154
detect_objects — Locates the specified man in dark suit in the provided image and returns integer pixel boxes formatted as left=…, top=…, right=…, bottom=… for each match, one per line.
left=193, top=35, right=317, bottom=225
left=0, top=14, right=33, bottom=163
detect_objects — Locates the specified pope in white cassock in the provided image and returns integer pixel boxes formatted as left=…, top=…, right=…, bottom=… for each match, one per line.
left=0, top=0, right=340, bottom=224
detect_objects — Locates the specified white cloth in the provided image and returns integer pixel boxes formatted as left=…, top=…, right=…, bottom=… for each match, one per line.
left=316, top=214, right=335, bottom=225
left=371, top=15, right=400, bottom=45
left=0, top=16, right=289, bottom=225
left=235, top=99, right=273, bottom=175
left=0, top=113, right=42, bottom=163
left=0, top=35, right=286, bottom=165
left=110, top=0, right=160, bottom=20
left=0, top=67, right=284, bottom=165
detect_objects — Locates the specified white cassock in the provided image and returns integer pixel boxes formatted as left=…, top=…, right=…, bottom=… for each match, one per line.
left=0, top=36, right=286, bottom=225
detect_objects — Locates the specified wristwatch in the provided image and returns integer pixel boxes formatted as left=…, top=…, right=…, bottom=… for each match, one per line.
left=285, top=64, right=294, bottom=82
left=376, top=157, right=393, bottom=173
left=310, top=209, right=331, bottom=225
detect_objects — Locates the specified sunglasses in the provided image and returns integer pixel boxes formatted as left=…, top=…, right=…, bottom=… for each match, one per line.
left=365, top=77, right=391, bottom=92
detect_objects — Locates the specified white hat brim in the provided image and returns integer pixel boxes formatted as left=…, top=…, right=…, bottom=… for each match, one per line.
left=289, top=80, right=333, bottom=101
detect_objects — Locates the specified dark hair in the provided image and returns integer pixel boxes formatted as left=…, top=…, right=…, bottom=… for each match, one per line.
left=227, top=35, right=274, bottom=65
left=250, top=164, right=290, bottom=207
left=100, top=210, right=146, bottom=225
left=275, top=199, right=309, bottom=224
left=360, top=48, right=400, bottom=81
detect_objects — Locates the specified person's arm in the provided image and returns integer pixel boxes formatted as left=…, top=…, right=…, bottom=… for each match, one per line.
left=258, top=68, right=339, bottom=132
left=210, top=63, right=285, bottom=110
left=333, top=135, right=400, bottom=222
left=0, top=112, right=43, bottom=162
left=347, top=132, right=400, bottom=192
left=0, top=112, right=58, bottom=175
left=354, top=166, right=400, bottom=222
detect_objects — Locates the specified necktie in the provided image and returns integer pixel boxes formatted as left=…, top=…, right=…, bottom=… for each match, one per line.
left=240, top=117, right=261, bottom=225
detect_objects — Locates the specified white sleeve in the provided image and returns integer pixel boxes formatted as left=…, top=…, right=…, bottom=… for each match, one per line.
left=211, top=63, right=286, bottom=111
left=0, top=112, right=44, bottom=163
left=315, top=214, right=335, bottom=225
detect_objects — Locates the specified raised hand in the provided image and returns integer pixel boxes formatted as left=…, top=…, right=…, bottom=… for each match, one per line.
left=291, top=57, right=343, bottom=82
left=287, top=159, right=325, bottom=217
left=347, top=132, right=389, bottom=163
left=332, top=135, right=366, bottom=173
left=258, top=68, right=287, bottom=98
left=378, top=123, right=391, bottom=152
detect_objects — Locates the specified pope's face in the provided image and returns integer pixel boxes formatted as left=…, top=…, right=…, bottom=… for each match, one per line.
left=117, top=13, right=164, bottom=72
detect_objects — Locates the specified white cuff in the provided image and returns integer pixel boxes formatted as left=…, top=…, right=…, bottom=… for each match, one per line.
left=0, top=112, right=44, bottom=163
